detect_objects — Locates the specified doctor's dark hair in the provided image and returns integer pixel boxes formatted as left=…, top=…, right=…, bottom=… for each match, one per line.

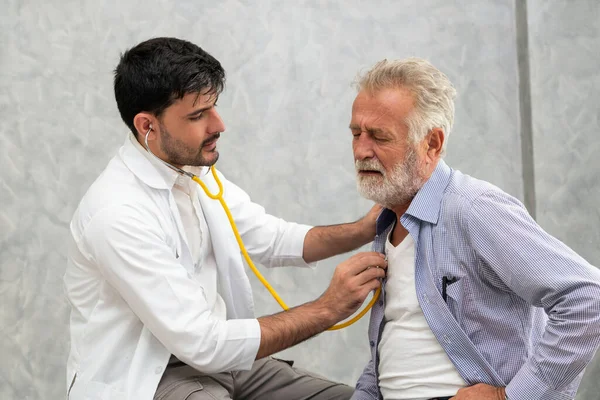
left=114, top=37, right=225, bottom=136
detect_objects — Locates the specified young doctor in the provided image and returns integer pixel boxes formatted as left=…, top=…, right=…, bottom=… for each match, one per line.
left=64, top=37, right=386, bottom=400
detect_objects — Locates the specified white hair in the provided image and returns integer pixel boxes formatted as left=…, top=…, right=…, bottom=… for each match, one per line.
left=356, top=58, right=457, bottom=156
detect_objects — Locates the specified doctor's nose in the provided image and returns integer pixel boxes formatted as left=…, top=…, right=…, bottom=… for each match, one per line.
left=209, top=108, right=226, bottom=134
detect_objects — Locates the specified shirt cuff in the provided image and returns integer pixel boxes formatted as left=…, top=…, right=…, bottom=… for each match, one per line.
left=270, top=223, right=318, bottom=269
left=225, top=318, right=261, bottom=371
left=506, top=365, right=573, bottom=400
left=292, top=223, right=317, bottom=269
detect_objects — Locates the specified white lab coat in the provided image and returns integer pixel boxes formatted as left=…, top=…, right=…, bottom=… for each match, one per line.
left=64, top=135, right=313, bottom=399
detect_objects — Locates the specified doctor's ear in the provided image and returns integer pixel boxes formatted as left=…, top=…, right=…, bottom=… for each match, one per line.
left=133, top=113, right=155, bottom=138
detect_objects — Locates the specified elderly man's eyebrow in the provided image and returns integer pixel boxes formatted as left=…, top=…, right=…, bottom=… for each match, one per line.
left=349, top=124, right=386, bottom=135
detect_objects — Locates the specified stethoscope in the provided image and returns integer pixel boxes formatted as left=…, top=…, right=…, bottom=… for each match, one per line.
left=144, top=127, right=380, bottom=330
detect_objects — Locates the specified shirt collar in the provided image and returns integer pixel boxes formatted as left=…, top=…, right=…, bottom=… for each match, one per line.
left=376, top=159, right=452, bottom=234
left=121, top=132, right=207, bottom=191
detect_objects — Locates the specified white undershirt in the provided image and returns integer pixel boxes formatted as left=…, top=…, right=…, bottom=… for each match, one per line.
left=378, top=231, right=465, bottom=400
left=172, top=172, right=227, bottom=321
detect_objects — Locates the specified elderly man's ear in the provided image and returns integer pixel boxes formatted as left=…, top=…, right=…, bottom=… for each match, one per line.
left=425, top=128, right=445, bottom=162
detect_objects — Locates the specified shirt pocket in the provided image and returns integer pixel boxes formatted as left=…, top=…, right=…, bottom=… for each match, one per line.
left=443, top=276, right=464, bottom=323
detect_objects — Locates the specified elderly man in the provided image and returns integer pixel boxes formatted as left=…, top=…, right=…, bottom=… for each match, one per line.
left=349, top=58, right=600, bottom=400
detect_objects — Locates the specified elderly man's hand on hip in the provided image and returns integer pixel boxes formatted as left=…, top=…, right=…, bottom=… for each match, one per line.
left=450, top=383, right=506, bottom=400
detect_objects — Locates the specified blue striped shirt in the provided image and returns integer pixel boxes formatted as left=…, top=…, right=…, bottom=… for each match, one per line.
left=352, top=160, right=600, bottom=400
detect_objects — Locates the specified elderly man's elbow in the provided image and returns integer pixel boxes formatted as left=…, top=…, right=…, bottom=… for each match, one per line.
left=577, top=280, right=600, bottom=331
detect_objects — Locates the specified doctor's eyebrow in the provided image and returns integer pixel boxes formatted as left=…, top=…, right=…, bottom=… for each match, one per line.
left=185, top=95, right=219, bottom=119
left=184, top=106, right=213, bottom=118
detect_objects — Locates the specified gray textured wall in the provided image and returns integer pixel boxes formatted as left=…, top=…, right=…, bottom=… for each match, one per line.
left=0, top=0, right=597, bottom=399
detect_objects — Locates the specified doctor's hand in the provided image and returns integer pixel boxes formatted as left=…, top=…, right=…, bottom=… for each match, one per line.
left=356, top=204, right=383, bottom=242
left=449, top=383, right=506, bottom=400
left=318, top=252, right=387, bottom=322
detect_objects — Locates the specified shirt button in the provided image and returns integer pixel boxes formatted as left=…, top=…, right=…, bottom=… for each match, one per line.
left=422, top=294, right=430, bottom=304
left=443, top=335, right=451, bottom=343
left=370, top=340, right=375, bottom=347
left=155, top=366, right=163, bottom=375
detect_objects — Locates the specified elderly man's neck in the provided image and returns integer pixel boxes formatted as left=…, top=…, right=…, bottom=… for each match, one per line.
left=390, top=202, right=411, bottom=219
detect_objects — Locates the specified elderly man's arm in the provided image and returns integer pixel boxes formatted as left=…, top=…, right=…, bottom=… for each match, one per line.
left=467, top=189, right=600, bottom=400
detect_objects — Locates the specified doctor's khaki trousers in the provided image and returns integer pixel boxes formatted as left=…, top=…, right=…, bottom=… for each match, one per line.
left=154, top=357, right=353, bottom=400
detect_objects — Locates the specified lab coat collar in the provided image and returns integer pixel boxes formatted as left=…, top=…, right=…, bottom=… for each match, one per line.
left=121, top=133, right=209, bottom=191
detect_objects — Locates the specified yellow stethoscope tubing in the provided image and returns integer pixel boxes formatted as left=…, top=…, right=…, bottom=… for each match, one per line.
left=143, top=129, right=380, bottom=330
left=191, top=168, right=381, bottom=331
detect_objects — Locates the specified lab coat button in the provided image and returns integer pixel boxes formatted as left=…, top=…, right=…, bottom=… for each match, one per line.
left=155, top=366, right=163, bottom=375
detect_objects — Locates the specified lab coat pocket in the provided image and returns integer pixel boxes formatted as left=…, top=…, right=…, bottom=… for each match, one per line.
left=69, top=381, right=127, bottom=400
left=67, top=373, right=77, bottom=399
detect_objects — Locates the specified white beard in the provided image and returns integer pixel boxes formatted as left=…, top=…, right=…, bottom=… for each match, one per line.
left=355, top=148, right=425, bottom=209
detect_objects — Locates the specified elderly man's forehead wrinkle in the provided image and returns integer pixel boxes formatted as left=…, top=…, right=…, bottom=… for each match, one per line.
left=360, top=103, right=391, bottom=128
left=373, top=103, right=393, bottom=125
